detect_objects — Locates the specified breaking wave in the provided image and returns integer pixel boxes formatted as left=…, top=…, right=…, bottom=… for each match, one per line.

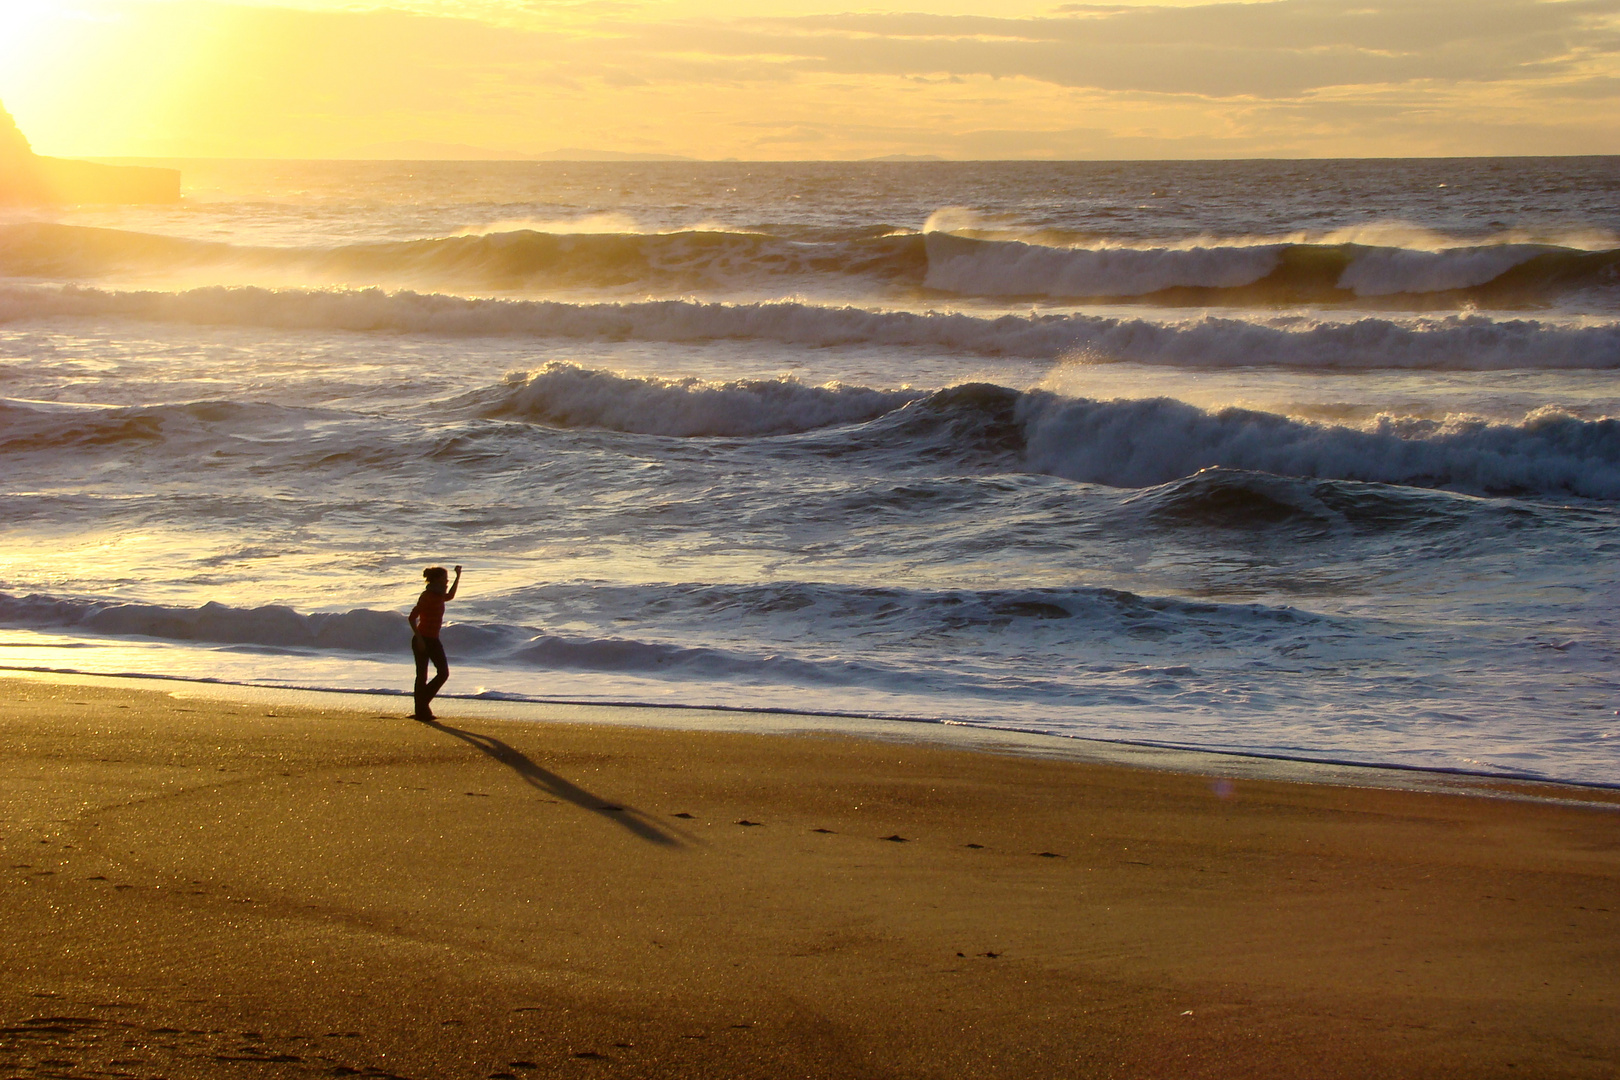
left=484, top=363, right=924, bottom=437
left=3, top=282, right=1618, bottom=369
left=414, top=365, right=1620, bottom=500
left=793, top=380, right=1620, bottom=500
left=0, top=221, right=923, bottom=294
left=1019, top=394, right=1620, bottom=499
left=3, top=221, right=1616, bottom=304
left=922, top=232, right=1620, bottom=302
left=8, top=365, right=1620, bottom=499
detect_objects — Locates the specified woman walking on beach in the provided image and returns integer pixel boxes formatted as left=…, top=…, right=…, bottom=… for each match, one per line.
left=409, top=564, right=460, bottom=721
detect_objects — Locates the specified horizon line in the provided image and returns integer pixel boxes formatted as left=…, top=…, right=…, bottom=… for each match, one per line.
left=80, top=152, right=1620, bottom=164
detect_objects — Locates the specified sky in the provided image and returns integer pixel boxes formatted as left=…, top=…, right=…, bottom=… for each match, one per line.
left=1, top=0, right=1618, bottom=159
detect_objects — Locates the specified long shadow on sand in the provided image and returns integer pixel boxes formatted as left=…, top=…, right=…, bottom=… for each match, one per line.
left=425, top=720, right=680, bottom=846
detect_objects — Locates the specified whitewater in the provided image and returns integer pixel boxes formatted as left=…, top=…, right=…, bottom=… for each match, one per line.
left=2, top=157, right=1619, bottom=784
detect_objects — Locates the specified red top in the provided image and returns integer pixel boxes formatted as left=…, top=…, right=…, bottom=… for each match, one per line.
left=410, top=590, right=447, bottom=638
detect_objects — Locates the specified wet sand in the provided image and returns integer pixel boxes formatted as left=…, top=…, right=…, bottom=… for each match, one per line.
left=1, top=675, right=1617, bottom=1079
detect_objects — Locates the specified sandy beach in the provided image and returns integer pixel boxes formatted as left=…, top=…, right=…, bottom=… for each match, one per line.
left=1, top=674, right=1617, bottom=1080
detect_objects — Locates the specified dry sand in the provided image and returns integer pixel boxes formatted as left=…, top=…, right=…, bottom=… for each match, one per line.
left=1, top=674, right=1617, bottom=1079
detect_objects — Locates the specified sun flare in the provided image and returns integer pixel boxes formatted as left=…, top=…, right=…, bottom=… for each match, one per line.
left=0, top=1, right=220, bottom=157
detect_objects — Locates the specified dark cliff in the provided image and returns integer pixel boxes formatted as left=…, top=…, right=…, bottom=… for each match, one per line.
left=0, top=105, right=180, bottom=205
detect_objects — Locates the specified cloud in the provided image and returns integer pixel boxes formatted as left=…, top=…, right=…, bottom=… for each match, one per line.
left=621, top=0, right=1620, bottom=98
left=5, top=0, right=1617, bottom=158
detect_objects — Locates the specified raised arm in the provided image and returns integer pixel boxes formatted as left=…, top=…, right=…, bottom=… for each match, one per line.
left=445, top=565, right=462, bottom=601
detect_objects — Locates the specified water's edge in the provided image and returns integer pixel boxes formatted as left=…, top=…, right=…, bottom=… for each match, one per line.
left=7, top=664, right=1617, bottom=806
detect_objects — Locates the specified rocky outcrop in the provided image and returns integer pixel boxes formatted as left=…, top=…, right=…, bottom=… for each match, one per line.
left=1, top=104, right=179, bottom=205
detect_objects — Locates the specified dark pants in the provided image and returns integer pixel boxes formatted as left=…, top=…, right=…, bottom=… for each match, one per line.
left=412, top=633, right=448, bottom=717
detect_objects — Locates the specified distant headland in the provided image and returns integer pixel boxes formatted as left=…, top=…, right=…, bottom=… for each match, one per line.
left=0, top=104, right=179, bottom=204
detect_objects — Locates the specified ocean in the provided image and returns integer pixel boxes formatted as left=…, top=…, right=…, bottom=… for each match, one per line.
left=2, top=157, right=1618, bottom=784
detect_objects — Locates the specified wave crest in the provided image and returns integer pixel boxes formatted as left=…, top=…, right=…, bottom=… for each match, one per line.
left=923, top=232, right=1284, bottom=296
left=486, top=363, right=924, bottom=437
left=476, top=369, right=1620, bottom=500
left=7, top=367, right=1619, bottom=499
left=4, top=283, right=1618, bottom=370
left=4, top=221, right=1616, bottom=304
left=1021, top=395, right=1620, bottom=499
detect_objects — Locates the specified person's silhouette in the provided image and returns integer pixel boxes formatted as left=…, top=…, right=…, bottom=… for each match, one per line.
left=408, top=564, right=460, bottom=721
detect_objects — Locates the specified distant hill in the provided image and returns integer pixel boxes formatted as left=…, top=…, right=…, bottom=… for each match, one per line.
left=0, top=104, right=179, bottom=204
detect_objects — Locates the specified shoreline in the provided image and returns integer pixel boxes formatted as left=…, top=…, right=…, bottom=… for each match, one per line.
left=2, top=673, right=1618, bottom=1078
left=4, top=664, right=1619, bottom=805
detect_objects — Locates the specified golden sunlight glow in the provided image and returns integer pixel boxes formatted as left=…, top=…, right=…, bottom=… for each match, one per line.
left=0, top=3, right=80, bottom=116
left=0, top=2, right=222, bottom=156
left=1, top=0, right=1617, bottom=160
